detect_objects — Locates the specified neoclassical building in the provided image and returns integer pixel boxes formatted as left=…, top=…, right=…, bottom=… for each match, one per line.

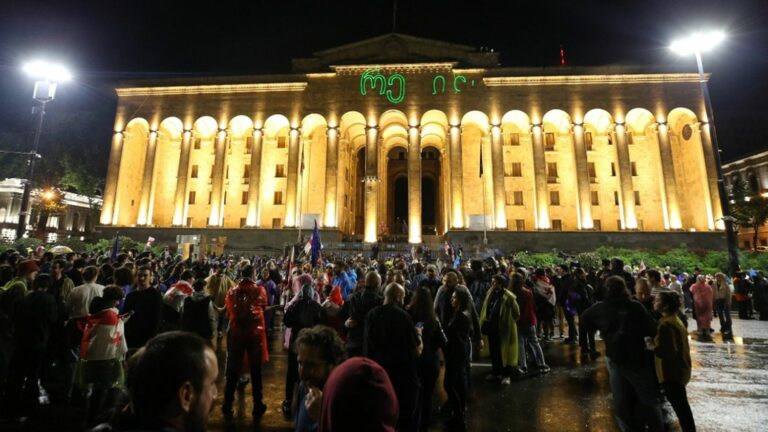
left=723, top=151, right=768, bottom=249
left=99, top=34, right=726, bottom=250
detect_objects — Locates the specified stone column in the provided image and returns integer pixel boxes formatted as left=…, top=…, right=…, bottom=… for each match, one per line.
left=408, top=125, right=422, bottom=243
left=699, top=122, right=723, bottom=230
left=324, top=126, right=339, bottom=228
left=490, top=125, right=507, bottom=230
left=246, top=128, right=264, bottom=227
left=100, top=131, right=125, bottom=225
left=363, top=126, right=379, bottom=243
left=531, top=124, right=549, bottom=229
left=572, top=124, right=593, bottom=229
left=655, top=123, right=681, bottom=229
left=172, top=130, right=192, bottom=226
left=449, top=125, right=464, bottom=228
left=208, top=129, right=228, bottom=226
left=137, top=130, right=159, bottom=225
left=285, top=127, right=301, bottom=228
left=614, top=123, right=637, bottom=229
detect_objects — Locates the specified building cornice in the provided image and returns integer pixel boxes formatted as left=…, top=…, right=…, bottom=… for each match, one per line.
left=483, top=73, right=708, bottom=86
left=331, top=63, right=457, bottom=75
left=116, top=82, right=308, bottom=97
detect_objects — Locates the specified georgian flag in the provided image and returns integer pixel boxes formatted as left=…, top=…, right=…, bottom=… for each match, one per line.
left=80, top=308, right=127, bottom=361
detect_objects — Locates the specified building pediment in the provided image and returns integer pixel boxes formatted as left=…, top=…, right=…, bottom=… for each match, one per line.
left=292, top=33, right=499, bottom=72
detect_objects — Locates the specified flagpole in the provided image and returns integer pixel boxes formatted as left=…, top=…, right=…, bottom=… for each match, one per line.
left=480, top=142, right=488, bottom=245
left=297, top=140, right=304, bottom=244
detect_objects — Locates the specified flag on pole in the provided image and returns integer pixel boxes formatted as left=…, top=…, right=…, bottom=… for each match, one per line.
left=303, top=236, right=312, bottom=256
left=110, top=232, right=120, bottom=264
left=479, top=143, right=484, bottom=177
left=310, top=219, right=322, bottom=268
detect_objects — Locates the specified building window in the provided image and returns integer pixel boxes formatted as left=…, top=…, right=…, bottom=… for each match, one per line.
left=274, top=191, right=283, bottom=205
left=547, top=162, right=558, bottom=183
left=610, top=163, right=616, bottom=177
left=627, top=131, right=634, bottom=144
left=186, top=217, right=192, bottom=227
left=614, top=191, right=620, bottom=206
left=246, top=136, right=253, bottom=154
left=514, top=191, right=524, bottom=206
left=507, top=133, right=520, bottom=146
left=398, top=151, right=406, bottom=160
left=243, top=165, right=250, bottom=184
left=593, top=219, right=602, bottom=231
left=277, top=136, right=287, bottom=148
left=240, top=217, right=247, bottom=228
left=515, top=219, right=525, bottom=231
left=552, top=219, right=563, bottom=231
left=188, top=191, right=196, bottom=205
left=631, top=162, right=638, bottom=176
left=241, top=191, right=249, bottom=205
left=545, top=132, right=556, bottom=150
left=223, top=192, right=227, bottom=205
left=276, top=164, right=286, bottom=177
left=511, top=162, right=522, bottom=177
left=585, top=132, right=593, bottom=150
left=743, top=240, right=752, bottom=249
left=191, top=165, right=199, bottom=178
left=617, top=219, right=623, bottom=230
left=344, top=194, right=348, bottom=208
left=225, top=165, right=229, bottom=179
left=550, top=191, right=560, bottom=206
left=194, top=138, right=201, bottom=149
left=588, top=162, right=597, bottom=182
left=591, top=190, right=600, bottom=206
left=634, top=191, right=641, bottom=206
left=272, top=218, right=282, bottom=228
left=637, top=219, right=644, bottom=230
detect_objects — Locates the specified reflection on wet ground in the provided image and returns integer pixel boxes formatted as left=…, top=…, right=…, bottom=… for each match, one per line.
left=208, top=315, right=768, bottom=432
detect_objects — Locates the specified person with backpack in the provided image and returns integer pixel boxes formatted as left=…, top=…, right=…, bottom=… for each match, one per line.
left=222, top=264, right=269, bottom=420
left=572, top=268, right=598, bottom=358
left=281, top=283, right=324, bottom=420
left=180, top=279, right=216, bottom=343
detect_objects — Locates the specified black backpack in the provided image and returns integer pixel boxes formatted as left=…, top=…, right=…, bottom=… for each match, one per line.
left=181, top=295, right=213, bottom=340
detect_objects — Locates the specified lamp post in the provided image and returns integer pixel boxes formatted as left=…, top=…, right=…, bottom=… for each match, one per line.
left=670, top=31, right=739, bottom=275
left=15, top=60, right=71, bottom=241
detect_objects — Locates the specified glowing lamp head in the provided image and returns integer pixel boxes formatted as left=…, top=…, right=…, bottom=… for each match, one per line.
left=41, top=190, right=55, bottom=201
left=23, top=60, right=72, bottom=82
left=670, top=31, right=726, bottom=55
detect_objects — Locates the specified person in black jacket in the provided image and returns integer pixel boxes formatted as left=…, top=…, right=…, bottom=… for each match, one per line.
left=364, top=282, right=423, bottom=432
left=282, top=283, right=324, bottom=420
left=123, top=266, right=163, bottom=354
left=2, top=274, right=56, bottom=420
left=407, top=287, right=447, bottom=432
left=338, top=271, right=383, bottom=357
left=582, top=276, right=662, bottom=432
left=443, top=288, right=472, bottom=432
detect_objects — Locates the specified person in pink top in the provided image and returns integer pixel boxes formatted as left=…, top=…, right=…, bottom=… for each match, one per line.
left=689, top=275, right=714, bottom=341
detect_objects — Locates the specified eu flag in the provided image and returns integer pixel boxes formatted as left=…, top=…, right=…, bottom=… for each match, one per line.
left=310, top=220, right=322, bottom=267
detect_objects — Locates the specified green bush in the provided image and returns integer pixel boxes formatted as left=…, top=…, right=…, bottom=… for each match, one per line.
left=13, top=237, right=42, bottom=254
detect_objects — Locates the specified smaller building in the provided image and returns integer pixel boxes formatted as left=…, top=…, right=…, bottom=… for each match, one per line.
left=0, top=178, right=102, bottom=243
left=723, top=152, right=768, bottom=249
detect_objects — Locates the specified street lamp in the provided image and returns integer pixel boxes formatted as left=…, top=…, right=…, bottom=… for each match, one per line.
left=15, top=60, right=71, bottom=241
left=670, top=31, right=739, bottom=275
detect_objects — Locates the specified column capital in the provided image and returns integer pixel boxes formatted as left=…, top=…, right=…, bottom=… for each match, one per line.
left=490, top=124, right=501, bottom=133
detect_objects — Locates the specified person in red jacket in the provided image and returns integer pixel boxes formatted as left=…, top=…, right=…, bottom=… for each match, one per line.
left=222, top=264, right=269, bottom=420
left=510, top=271, right=549, bottom=374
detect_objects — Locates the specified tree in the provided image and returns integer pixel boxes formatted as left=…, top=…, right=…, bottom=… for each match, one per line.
left=730, top=177, right=768, bottom=251
left=59, top=156, right=104, bottom=212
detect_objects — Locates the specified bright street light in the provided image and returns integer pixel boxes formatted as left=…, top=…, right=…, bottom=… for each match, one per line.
left=670, top=31, right=726, bottom=55
left=15, top=60, right=72, bottom=240
left=670, top=30, right=738, bottom=275
left=23, top=60, right=72, bottom=82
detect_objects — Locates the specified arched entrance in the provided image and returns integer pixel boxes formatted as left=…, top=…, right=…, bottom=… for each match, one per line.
left=421, top=146, right=442, bottom=235
left=354, top=147, right=365, bottom=235
left=422, top=176, right=437, bottom=235
left=393, top=177, right=408, bottom=235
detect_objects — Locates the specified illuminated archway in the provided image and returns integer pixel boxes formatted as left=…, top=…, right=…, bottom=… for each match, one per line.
left=114, top=118, right=149, bottom=226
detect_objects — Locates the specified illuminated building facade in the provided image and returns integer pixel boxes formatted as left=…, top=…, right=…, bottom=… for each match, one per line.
left=99, top=34, right=726, bottom=250
left=723, top=151, right=768, bottom=249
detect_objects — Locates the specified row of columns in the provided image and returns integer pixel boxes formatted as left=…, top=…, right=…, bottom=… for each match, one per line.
left=100, top=119, right=722, bottom=238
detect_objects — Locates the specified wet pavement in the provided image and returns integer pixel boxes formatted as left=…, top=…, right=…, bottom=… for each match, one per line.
left=208, top=315, right=768, bottom=432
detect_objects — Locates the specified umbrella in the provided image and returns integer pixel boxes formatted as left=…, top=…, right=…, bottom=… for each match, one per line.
left=50, top=245, right=74, bottom=255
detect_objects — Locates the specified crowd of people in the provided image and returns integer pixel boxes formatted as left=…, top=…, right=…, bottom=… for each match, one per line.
left=0, top=243, right=767, bottom=432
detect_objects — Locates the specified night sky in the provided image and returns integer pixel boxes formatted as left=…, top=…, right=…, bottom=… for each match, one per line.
left=1, top=0, right=767, bottom=182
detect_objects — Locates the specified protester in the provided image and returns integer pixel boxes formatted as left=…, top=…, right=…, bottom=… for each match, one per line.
left=712, top=273, right=733, bottom=336
left=443, top=288, right=472, bottom=431
left=364, top=282, right=422, bottom=432
left=123, top=266, right=163, bottom=352
left=339, top=270, right=383, bottom=357
left=180, top=279, right=217, bottom=343
left=582, top=276, right=663, bottom=431
left=480, top=275, right=520, bottom=384
left=294, top=325, right=346, bottom=432
left=222, top=264, right=269, bottom=419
